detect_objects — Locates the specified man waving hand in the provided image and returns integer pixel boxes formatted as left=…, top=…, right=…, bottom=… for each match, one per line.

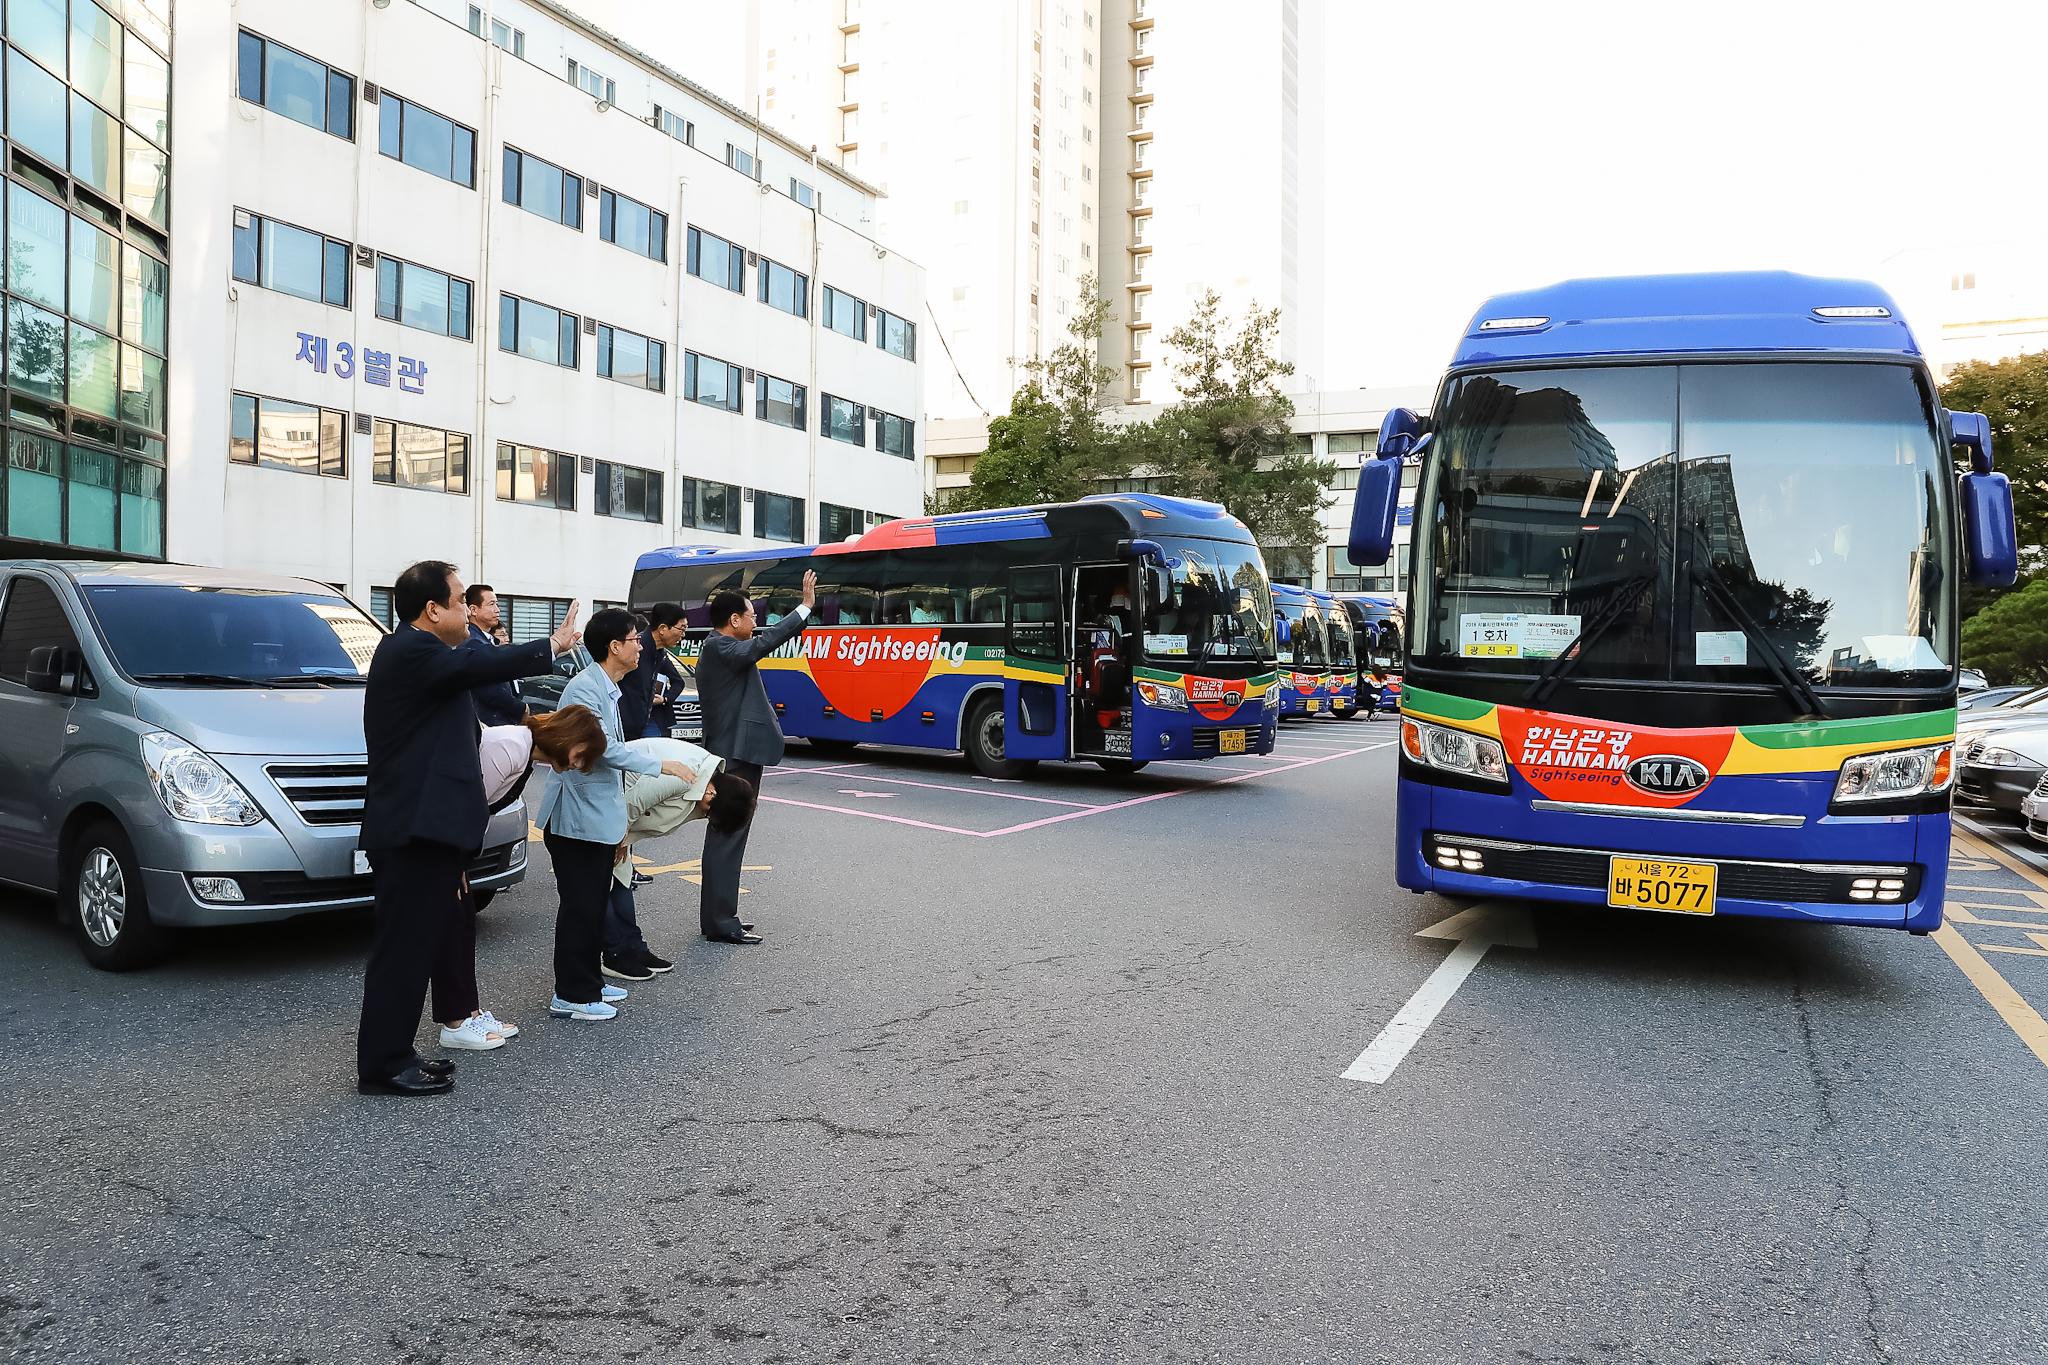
left=695, top=569, right=815, bottom=943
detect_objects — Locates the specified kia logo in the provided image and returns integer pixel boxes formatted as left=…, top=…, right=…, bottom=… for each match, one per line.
left=1225, top=690, right=1242, bottom=706
left=1626, top=755, right=1709, bottom=794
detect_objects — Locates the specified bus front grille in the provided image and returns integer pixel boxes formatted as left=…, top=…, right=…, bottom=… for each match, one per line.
left=1424, top=832, right=1922, bottom=905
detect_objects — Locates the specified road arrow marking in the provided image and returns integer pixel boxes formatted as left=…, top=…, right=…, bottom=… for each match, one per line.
left=1342, top=902, right=1536, bottom=1085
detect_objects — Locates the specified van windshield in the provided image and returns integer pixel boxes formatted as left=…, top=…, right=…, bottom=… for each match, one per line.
left=82, top=585, right=383, bottom=683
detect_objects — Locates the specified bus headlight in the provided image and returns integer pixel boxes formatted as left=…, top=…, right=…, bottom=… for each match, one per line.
left=1401, top=718, right=1508, bottom=786
left=1263, top=684, right=1280, bottom=711
left=1833, top=742, right=1953, bottom=803
left=1135, top=680, right=1188, bottom=711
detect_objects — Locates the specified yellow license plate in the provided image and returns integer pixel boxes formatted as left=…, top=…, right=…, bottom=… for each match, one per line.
left=1304, top=699, right=1320, bottom=711
left=1219, top=729, right=1247, bottom=754
left=1607, top=857, right=1716, bottom=915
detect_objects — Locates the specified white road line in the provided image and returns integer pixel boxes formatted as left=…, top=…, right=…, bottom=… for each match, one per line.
left=1342, top=904, right=1536, bottom=1085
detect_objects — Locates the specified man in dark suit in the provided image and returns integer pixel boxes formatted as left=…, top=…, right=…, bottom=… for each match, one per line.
left=696, top=570, right=815, bottom=944
left=464, top=583, right=526, bottom=727
left=356, top=560, right=580, bottom=1096
left=619, top=602, right=690, bottom=741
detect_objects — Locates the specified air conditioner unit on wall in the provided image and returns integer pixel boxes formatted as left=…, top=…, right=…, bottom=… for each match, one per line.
left=353, top=413, right=373, bottom=435
left=744, top=368, right=755, bottom=383
left=362, top=82, right=380, bottom=103
left=580, top=456, right=594, bottom=474
left=354, top=245, right=374, bottom=268
left=747, top=251, right=758, bottom=266
left=742, top=487, right=754, bottom=502
left=582, top=316, right=597, bottom=335
left=586, top=179, right=599, bottom=198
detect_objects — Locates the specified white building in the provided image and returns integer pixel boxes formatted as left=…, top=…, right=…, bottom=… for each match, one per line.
left=1880, top=238, right=2048, bottom=379
left=0, top=0, right=928, bottom=631
left=750, top=0, right=1322, bottom=418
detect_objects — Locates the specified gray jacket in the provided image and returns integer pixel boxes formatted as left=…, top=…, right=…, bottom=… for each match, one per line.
left=697, top=606, right=810, bottom=767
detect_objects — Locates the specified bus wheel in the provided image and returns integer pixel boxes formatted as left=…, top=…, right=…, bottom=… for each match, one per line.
left=965, top=697, right=1034, bottom=779
left=808, top=737, right=860, bottom=755
left=1093, top=758, right=1150, bottom=776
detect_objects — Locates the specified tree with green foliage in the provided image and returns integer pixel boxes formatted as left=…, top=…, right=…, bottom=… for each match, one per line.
left=1939, top=355, right=2048, bottom=619
left=1961, top=573, right=2048, bottom=683
left=1128, top=290, right=1333, bottom=568
left=931, top=275, right=1127, bottom=515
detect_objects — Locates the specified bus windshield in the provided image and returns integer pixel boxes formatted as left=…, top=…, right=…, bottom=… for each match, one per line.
left=1412, top=362, right=1955, bottom=689
left=1327, top=610, right=1355, bottom=668
left=1145, top=536, right=1276, bottom=664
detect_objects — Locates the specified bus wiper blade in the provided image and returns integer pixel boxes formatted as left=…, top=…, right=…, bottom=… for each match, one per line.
left=130, top=672, right=292, bottom=688
left=1522, top=572, right=1656, bottom=707
left=1688, top=564, right=1826, bottom=719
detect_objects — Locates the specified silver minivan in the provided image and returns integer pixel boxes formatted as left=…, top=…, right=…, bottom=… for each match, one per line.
left=0, top=561, right=529, bottom=969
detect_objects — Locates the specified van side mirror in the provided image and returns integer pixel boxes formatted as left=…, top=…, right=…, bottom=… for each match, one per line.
left=24, top=645, right=78, bottom=695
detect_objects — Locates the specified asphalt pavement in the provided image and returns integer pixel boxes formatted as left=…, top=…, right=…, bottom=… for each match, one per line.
left=4, top=721, right=2048, bottom=1364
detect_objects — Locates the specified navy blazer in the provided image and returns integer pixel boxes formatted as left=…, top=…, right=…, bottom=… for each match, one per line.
left=467, top=623, right=526, bottom=726
left=362, top=625, right=553, bottom=852
left=619, top=643, right=688, bottom=739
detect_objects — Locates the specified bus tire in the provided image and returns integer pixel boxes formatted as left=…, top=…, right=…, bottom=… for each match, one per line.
left=807, top=737, right=860, bottom=755
left=67, top=819, right=171, bottom=972
left=1093, top=758, right=1149, bottom=776
left=965, top=697, right=1034, bottom=779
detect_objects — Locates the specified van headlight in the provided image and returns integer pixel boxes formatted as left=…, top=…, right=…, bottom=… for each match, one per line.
left=1833, top=742, right=1953, bottom=803
left=140, top=732, right=265, bottom=826
left=1135, top=680, right=1188, bottom=711
left=1401, top=717, right=1509, bottom=786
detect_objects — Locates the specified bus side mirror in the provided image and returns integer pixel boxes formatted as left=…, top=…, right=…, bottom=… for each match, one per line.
left=1951, top=410, right=1994, bottom=474
left=1348, top=455, right=1403, bottom=567
left=1961, top=470, right=2019, bottom=586
left=1376, top=408, right=1430, bottom=461
left=1118, top=538, right=1167, bottom=566
left=1146, top=566, right=1168, bottom=611
left=1277, top=618, right=1292, bottom=643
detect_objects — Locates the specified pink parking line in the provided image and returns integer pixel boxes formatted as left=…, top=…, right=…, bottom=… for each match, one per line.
left=764, top=761, right=872, bottom=778
left=771, top=768, right=1102, bottom=807
left=757, top=793, right=987, bottom=836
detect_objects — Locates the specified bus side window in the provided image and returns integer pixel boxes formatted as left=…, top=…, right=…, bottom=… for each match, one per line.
left=814, top=551, right=886, bottom=626
left=884, top=545, right=977, bottom=628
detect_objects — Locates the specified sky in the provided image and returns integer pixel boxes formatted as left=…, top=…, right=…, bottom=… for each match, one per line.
left=1330, top=0, right=2048, bottom=387
left=590, top=0, right=2048, bottom=393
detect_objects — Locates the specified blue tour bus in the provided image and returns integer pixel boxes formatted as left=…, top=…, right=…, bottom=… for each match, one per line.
left=1316, top=589, right=1361, bottom=718
left=629, top=494, right=1282, bottom=779
left=1271, top=584, right=1330, bottom=719
left=1345, top=271, right=2016, bottom=932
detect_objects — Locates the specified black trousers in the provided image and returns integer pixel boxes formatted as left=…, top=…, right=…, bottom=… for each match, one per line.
left=700, top=759, right=763, bottom=938
left=356, top=838, right=469, bottom=1082
left=430, top=885, right=479, bottom=1025
left=544, top=829, right=614, bottom=1004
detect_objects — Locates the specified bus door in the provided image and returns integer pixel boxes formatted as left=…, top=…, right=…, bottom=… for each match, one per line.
left=1004, top=565, right=1069, bottom=760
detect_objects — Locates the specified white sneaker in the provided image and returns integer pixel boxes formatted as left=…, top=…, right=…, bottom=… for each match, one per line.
left=439, top=1016, right=506, bottom=1050
left=549, top=996, right=618, bottom=1021
left=476, top=1009, right=517, bottom=1039
left=600, top=984, right=628, bottom=1002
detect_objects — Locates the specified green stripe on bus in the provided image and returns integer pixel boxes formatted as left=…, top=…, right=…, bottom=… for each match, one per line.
left=1004, top=654, right=1066, bottom=679
left=1400, top=685, right=1496, bottom=722
left=1738, top=708, right=1957, bottom=749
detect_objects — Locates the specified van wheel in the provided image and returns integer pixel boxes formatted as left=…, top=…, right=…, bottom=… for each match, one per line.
left=966, top=696, right=1035, bottom=779
left=1093, top=758, right=1150, bottom=776
left=808, top=737, right=860, bottom=755
left=68, top=820, right=170, bottom=971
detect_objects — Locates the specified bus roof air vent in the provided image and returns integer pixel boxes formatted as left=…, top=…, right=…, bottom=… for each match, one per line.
left=1478, top=316, right=1549, bottom=330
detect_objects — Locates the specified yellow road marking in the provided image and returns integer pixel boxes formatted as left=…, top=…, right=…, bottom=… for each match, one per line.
left=1945, top=903, right=2048, bottom=932
left=1931, top=924, right=2048, bottom=1066
left=1982, top=943, right=2048, bottom=957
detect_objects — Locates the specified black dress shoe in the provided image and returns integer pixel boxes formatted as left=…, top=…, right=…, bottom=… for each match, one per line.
left=358, top=1065, right=454, bottom=1097
left=706, top=931, right=763, bottom=944
left=419, top=1058, right=455, bottom=1078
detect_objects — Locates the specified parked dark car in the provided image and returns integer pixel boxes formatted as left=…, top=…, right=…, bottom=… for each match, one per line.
left=1959, top=684, right=2036, bottom=711
left=518, top=646, right=702, bottom=741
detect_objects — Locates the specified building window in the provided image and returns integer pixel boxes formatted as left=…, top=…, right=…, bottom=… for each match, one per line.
left=501, top=595, right=571, bottom=642
left=1324, top=467, right=1359, bottom=491
left=468, top=5, right=482, bottom=35
left=501, top=147, right=584, bottom=228
left=569, top=59, right=616, bottom=104
left=371, top=418, right=468, bottom=494
left=726, top=144, right=759, bottom=179
left=686, top=226, right=745, bottom=292
left=819, top=502, right=868, bottom=542
left=758, top=258, right=809, bottom=318
left=1401, top=460, right=1419, bottom=490
left=658, top=108, right=693, bottom=145
left=1326, top=432, right=1367, bottom=454
left=369, top=586, right=395, bottom=628
left=1952, top=273, right=1976, bottom=291
left=491, top=19, right=526, bottom=58
left=682, top=352, right=744, bottom=412
left=790, top=179, right=816, bottom=209
left=377, top=92, right=476, bottom=188
left=754, top=489, right=803, bottom=543
left=822, top=286, right=868, bottom=341
left=3, top=431, right=155, bottom=556
left=596, top=325, right=665, bottom=392
left=677, top=476, right=742, bottom=534
left=755, top=374, right=807, bottom=430
left=236, top=30, right=354, bottom=140
left=232, top=210, right=350, bottom=308
left=498, top=294, right=580, bottom=368
left=495, top=442, right=573, bottom=508
left=876, top=309, right=915, bottom=360
left=376, top=256, right=473, bottom=339
left=599, top=189, right=667, bottom=262
left=873, top=408, right=913, bottom=459
left=594, top=460, right=662, bottom=523
left=229, top=392, right=345, bottom=479
left=822, top=394, right=865, bottom=446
